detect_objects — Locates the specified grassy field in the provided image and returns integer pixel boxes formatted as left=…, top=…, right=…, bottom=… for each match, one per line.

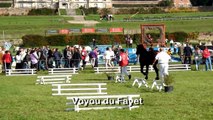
left=0, top=69, right=213, bottom=120
left=86, top=12, right=213, bottom=20
left=0, top=16, right=82, bottom=39
left=0, top=11, right=213, bottom=39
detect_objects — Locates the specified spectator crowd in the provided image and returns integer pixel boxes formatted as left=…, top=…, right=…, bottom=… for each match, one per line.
left=0, top=41, right=212, bottom=73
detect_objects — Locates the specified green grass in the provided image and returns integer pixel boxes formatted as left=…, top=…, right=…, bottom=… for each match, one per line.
left=0, top=16, right=83, bottom=39
left=0, top=12, right=213, bottom=39
left=0, top=69, right=213, bottom=120
left=59, top=9, right=67, bottom=15
left=85, top=12, right=213, bottom=20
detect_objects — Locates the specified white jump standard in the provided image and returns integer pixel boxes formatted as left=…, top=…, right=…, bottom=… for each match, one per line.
left=132, top=77, right=149, bottom=88
left=151, top=79, right=164, bottom=92
left=115, top=74, right=125, bottom=83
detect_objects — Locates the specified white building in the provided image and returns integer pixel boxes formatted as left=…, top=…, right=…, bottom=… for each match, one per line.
left=13, top=0, right=192, bottom=9
left=59, top=0, right=112, bottom=9
left=173, top=0, right=191, bottom=7
left=13, top=0, right=57, bottom=8
left=13, top=0, right=112, bottom=9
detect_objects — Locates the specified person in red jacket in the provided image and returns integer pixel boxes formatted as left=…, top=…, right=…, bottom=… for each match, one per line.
left=3, top=50, right=12, bottom=70
left=81, top=46, right=87, bottom=69
left=119, top=49, right=131, bottom=80
left=202, top=46, right=212, bottom=71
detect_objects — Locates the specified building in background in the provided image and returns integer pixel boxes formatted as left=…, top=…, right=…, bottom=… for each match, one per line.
left=13, top=0, right=57, bottom=9
left=59, top=0, right=112, bottom=9
left=11, top=0, right=192, bottom=9
left=173, top=0, right=191, bottom=7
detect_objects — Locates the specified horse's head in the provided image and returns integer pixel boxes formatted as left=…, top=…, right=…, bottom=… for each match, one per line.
left=136, top=44, right=148, bottom=56
left=136, top=44, right=146, bottom=52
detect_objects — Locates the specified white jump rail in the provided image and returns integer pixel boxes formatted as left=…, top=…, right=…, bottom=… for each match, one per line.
left=66, top=94, right=141, bottom=112
left=94, top=67, right=120, bottom=74
left=48, top=68, right=78, bottom=75
left=5, top=69, right=37, bottom=76
left=52, top=83, right=107, bottom=96
left=36, top=75, right=72, bottom=85
left=94, top=64, right=191, bottom=73
left=168, top=64, right=191, bottom=71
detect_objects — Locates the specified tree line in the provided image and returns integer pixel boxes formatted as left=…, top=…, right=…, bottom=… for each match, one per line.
left=190, top=0, right=213, bottom=6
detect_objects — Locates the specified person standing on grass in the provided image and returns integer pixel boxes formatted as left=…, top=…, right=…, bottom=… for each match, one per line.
left=104, top=47, right=113, bottom=68
left=169, top=39, right=174, bottom=48
left=81, top=46, right=87, bottom=69
left=30, top=49, right=39, bottom=70
left=72, top=47, right=82, bottom=69
left=129, top=38, right=133, bottom=48
left=2, top=50, right=12, bottom=70
left=93, top=47, right=99, bottom=67
left=119, top=49, right=131, bottom=80
left=194, top=47, right=202, bottom=71
left=183, top=43, right=193, bottom=64
left=63, top=45, right=69, bottom=68
left=178, top=44, right=184, bottom=64
left=202, top=46, right=212, bottom=71
left=15, top=51, right=22, bottom=69
left=153, top=48, right=171, bottom=80
left=19, top=48, right=27, bottom=69
left=109, top=47, right=115, bottom=67
left=92, top=38, right=96, bottom=48
left=53, top=48, right=62, bottom=68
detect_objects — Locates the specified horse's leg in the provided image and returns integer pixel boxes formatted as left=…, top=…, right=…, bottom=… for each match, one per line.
left=145, top=64, right=149, bottom=80
left=153, top=62, right=159, bottom=80
left=140, top=63, right=146, bottom=76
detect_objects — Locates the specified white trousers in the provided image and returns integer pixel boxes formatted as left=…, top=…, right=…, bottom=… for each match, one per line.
left=90, top=58, right=96, bottom=67
left=159, top=63, right=169, bottom=79
left=105, top=59, right=112, bottom=68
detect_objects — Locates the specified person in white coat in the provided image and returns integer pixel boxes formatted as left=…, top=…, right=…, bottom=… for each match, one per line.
left=153, top=48, right=171, bottom=80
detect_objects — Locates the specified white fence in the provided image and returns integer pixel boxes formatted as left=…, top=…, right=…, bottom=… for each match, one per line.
left=36, top=75, right=72, bottom=85
left=5, top=69, right=37, bottom=76
left=48, top=68, right=79, bottom=75
left=94, top=64, right=191, bottom=73
left=52, top=83, right=107, bottom=96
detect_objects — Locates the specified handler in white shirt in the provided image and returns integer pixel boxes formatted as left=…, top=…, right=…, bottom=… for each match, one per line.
left=153, top=48, right=171, bottom=80
left=104, top=47, right=113, bottom=68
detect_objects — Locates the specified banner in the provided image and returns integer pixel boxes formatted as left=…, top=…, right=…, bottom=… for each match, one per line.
left=46, top=30, right=58, bottom=34
left=124, top=48, right=137, bottom=64
left=96, top=28, right=108, bottom=33
left=109, top=28, right=123, bottom=33
left=69, top=28, right=81, bottom=33
left=59, top=29, right=69, bottom=34
left=82, top=28, right=95, bottom=33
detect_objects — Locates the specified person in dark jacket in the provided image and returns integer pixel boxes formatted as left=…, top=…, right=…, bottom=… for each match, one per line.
left=63, top=45, right=69, bottom=68
left=53, top=48, right=62, bottom=68
left=72, top=48, right=81, bottom=69
left=183, top=44, right=193, bottom=64
left=47, top=48, right=54, bottom=68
